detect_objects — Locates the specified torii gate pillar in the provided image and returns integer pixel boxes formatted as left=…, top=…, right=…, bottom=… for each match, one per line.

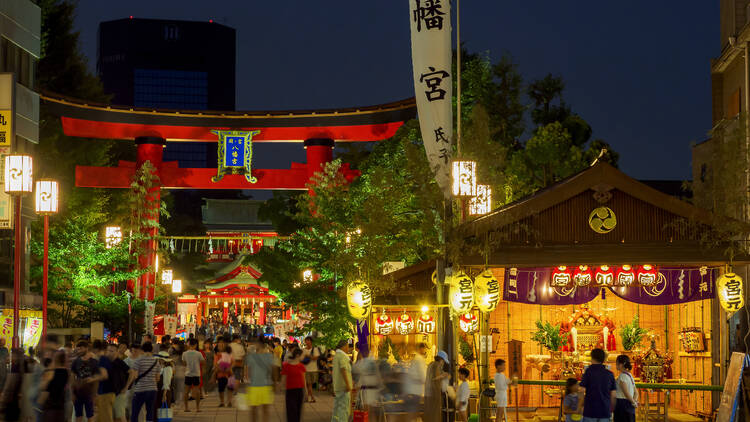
left=304, top=138, right=334, bottom=186
left=135, top=136, right=165, bottom=301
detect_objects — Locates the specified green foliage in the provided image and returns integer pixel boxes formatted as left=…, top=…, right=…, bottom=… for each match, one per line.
left=459, top=334, right=475, bottom=364
left=251, top=49, right=621, bottom=346
left=620, top=314, right=649, bottom=351
left=531, top=320, right=567, bottom=351
left=377, top=337, right=401, bottom=362
left=30, top=220, right=143, bottom=331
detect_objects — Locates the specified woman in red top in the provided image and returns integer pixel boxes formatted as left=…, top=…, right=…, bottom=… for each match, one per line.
left=281, top=348, right=306, bottom=422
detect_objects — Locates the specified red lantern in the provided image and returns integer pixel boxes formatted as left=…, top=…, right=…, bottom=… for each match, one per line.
left=637, top=265, right=658, bottom=286
left=459, top=313, right=478, bottom=333
left=595, top=265, right=615, bottom=286
left=417, top=314, right=435, bottom=334
left=396, top=313, right=414, bottom=335
left=551, top=266, right=572, bottom=287
left=573, top=265, right=592, bottom=287
left=375, top=313, right=394, bottom=335
left=615, top=265, right=635, bottom=286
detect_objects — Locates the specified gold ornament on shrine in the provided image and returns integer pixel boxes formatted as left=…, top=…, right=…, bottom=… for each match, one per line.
left=346, top=280, right=372, bottom=321
left=717, top=272, right=745, bottom=314
left=588, top=206, right=617, bottom=234
left=449, top=271, right=475, bottom=313
left=474, top=269, right=500, bottom=312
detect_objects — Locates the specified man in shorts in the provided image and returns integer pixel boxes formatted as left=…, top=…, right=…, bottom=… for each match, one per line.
left=71, top=340, right=101, bottom=422
left=245, top=338, right=274, bottom=422
left=302, top=336, right=321, bottom=403
left=182, top=338, right=205, bottom=412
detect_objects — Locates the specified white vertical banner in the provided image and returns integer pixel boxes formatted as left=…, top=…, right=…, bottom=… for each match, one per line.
left=410, top=0, right=453, bottom=198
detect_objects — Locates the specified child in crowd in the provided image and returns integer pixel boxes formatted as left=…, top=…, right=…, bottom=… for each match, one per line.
left=456, top=367, right=471, bottom=422
left=494, top=359, right=510, bottom=422
left=614, top=354, right=638, bottom=422
left=563, top=378, right=581, bottom=422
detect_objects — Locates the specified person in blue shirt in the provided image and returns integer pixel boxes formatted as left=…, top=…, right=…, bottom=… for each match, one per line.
left=576, top=348, right=616, bottom=422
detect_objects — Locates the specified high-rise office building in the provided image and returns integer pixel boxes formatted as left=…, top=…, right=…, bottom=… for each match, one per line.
left=97, top=17, right=236, bottom=167
left=0, top=0, right=40, bottom=297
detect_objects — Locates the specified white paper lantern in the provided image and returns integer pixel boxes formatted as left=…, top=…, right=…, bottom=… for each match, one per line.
left=452, top=160, right=477, bottom=197
left=474, top=269, right=500, bottom=312
left=4, top=155, right=32, bottom=194
left=718, top=272, right=745, bottom=314
left=346, top=280, right=372, bottom=320
left=105, top=226, right=123, bottom=249
left=161, top=269, right=173, bottom=285
left=35, top=179, right=59, bottom=214
left=449, top=271, right=475, bottom=313
left=469, top=184, right=492, bottom=215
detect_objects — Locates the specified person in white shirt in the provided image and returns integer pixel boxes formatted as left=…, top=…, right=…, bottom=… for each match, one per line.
left=614, top=354, right=638, bottom=422
left=229, top=335, right=246, bottom=383
left=494, top=359, right=511, bottom=422
left=405, top=343, right=428, bottom=420
left=457, top=367, right=471, bottom=421
left=301, top=337, right=322, bottom=403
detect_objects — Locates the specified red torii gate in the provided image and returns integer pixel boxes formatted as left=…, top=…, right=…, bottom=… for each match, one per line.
left=42, top=93, right=416, bottom=301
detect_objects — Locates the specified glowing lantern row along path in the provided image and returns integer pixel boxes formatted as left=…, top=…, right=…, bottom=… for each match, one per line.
left=42, top=93, right=416, bottom=301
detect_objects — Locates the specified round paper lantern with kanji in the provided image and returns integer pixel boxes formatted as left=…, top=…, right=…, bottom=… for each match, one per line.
left=449, top=271, right=475, bottom=313
left=573, top=265, right=592, bottom=287
left=615, top=265, right=635, bottom=286
left=717, top=272, right=745, bottom=314
left=375, top=312, right=394, bottom=335
left=346, top=280, right=372, bottom=320
left=474, top=269, right=500, bottom=313
left=551, top=266, right=572, bottom=287
left=637, top=265, right=658, bottom=286
left=396, top=313, right=414, bottom=335
left=459, top=313, right=478, bottom=334
left=595, top=265, right=615, bottom=286
left=417, top=313, right=435, bottom=334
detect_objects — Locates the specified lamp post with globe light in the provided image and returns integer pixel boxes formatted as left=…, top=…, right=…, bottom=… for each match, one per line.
left=34, top=179, right=58, bottom=342
left=4, top=155, right=32, bottom=348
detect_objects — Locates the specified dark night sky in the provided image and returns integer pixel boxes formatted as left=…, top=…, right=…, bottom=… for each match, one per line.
left=73, top=1, right=719, bottom=181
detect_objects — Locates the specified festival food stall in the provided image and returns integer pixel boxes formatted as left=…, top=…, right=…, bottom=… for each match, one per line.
left=452, top=162, right=745, bottom=420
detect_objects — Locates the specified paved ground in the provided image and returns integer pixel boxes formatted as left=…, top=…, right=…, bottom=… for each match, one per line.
left=171, top=388, right=335, bottom=422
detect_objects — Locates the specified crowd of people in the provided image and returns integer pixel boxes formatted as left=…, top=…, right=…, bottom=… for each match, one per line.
left=0, top=330, right=639, bottom=422
left=0, top=332, right=338, bottom=422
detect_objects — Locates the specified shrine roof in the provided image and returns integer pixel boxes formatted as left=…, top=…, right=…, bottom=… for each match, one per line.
left=464, top=161, right=715, bottom=236
left=196, top=252, right=266, bottom=289
left=458, top=161, right=750, bottom=266
left=41, top=92, right=416, bottom=142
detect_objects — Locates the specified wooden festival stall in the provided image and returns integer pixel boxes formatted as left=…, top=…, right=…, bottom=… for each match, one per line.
left=454, top=162, right=749, bottom=420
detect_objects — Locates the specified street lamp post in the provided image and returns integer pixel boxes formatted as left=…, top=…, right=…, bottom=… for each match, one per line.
left=4, top=155, right=33, bottom=348
left=35, top=179, right=58, bottom=343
